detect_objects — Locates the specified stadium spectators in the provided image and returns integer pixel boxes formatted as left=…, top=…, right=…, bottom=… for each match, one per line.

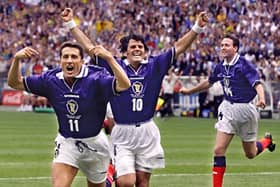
left=0, top=0, right=279, bottom=80
left=1, top=0, right=280, bottom=115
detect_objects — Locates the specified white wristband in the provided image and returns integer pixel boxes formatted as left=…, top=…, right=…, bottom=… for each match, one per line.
left=191, top=22, right=204, bottom=34
left=63, top=19, right=77, bottom=30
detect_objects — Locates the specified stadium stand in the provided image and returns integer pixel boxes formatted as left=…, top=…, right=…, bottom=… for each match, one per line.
left=0, top=0, right=279, bottom=116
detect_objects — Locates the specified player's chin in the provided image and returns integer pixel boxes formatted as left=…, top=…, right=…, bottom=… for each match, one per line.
left=220, top=54, right=227, bottom=59
left=131, top=56, right=143, bottom=62
left=63, top=70, right=78, bottom=78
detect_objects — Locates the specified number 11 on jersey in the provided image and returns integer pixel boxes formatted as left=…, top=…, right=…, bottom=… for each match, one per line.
left=68, top=119, right=79, bottom=132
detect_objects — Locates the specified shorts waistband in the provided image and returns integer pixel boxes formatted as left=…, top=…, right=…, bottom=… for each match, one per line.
left=116, top=119, right=152, bottom=127
left=57, top=131, right=102, bottom=141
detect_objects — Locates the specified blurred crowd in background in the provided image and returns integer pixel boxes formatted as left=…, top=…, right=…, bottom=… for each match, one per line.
left=0, top=0, right=279, bottom=80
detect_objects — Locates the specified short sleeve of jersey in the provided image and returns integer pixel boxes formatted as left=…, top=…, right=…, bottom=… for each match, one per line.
left=242, top=60, right=260, bottom=87
left=152, top=48, right=176, bottom=76
left=24, top=73, right=49, bottom=97
left=208, top=64, right=220, bottom=84
left=95, top=57, right=114, bottom=75
left=98, top=68, right=117, bottom=97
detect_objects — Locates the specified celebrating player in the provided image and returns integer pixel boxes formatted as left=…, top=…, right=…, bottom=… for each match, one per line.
left=180, top=34, right=276, bottom=187
left=61, top=8, right=208, bottom=187
left=8, top=41, right=130, bottom=187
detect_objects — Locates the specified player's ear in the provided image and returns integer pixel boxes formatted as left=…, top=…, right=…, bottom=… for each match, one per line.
left=144, top=51, right=149, bottom=59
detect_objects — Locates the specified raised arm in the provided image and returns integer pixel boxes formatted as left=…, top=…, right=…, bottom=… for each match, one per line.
left=174, top=12, right=208, bottom=59
left=180, top=79, right=212, bottom=95
left=61, top=8, right=95, bottom=54
left=91, top=45, right=130, bottom=92
left=8, top=47, right=39, bottom=90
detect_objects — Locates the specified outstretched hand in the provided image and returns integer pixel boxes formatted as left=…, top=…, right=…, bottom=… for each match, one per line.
left=179, top=87, right=191, bottom=95
left=14, top=47, right=39, bottom=61
left=256, top=100, right=266, bottom=109
left=61, top=8, right=73, bottom=22
left=196, top=11, right=209, bottom=27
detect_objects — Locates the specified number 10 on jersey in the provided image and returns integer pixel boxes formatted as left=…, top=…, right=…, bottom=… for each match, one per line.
left=132, top=98, right=143, bottom=111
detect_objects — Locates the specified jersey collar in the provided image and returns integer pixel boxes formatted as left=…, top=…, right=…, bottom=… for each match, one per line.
left=56, top=65, right=89, bottom=79
left=123, top=59, right=148, bottom=66
left=222, top=53, right=240, bottom=66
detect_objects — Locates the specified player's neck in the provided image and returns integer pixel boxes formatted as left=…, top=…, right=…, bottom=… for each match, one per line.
left=224, top=54, right=236, bottom=64
left=130, top=62, right=141, bottom=71
left=64, top=77, right=76, bottom=87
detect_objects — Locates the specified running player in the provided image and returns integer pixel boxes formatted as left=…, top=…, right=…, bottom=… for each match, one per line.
left=61, top=8, right=208, bottom=187
left=7, top=41, right=130, bottom=187
left=180, top=34, right=276, bottom=187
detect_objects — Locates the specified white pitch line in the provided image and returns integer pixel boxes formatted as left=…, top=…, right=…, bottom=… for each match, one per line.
left=0, top=172, right=280, bottom=181
left=153, top=172, right=280, bottom=177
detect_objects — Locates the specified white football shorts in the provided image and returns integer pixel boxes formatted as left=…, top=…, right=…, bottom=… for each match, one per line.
left=110, top=119, right=165, bottom=177
left=53, top=131, right=110, bottom=183
left=215, top=100, right=259, bottom=142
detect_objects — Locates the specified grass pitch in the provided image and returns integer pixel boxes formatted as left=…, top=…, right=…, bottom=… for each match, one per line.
left=0, top=111, right=279, bottom=187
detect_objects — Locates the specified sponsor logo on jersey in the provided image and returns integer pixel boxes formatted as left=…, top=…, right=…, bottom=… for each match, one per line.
left=64, top=94, right=80, bottom=98
left=66, top=99, right=79, bottom=115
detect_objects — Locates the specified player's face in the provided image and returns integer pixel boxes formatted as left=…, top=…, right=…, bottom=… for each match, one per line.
left=60, top=47, right=83, bottom=78
left=220, top=38, right=237, bottom=60
left=126, top=39, right=146, bottom=64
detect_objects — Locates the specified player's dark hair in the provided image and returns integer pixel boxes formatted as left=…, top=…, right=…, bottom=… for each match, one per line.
left=119, top=33, right=149, bottom=53
left=224, top=34, right=239, bottom=50
left=59, top=41, right=84, bottom=59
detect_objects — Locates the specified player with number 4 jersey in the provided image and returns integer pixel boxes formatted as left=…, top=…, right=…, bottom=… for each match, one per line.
left=180, top=34, right=276, bottom=187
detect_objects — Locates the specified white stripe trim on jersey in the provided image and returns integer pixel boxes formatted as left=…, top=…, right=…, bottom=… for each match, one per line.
left=123, top=59, right=148, bottom=66
left=252, top=80, right=262, bottom=88
left=23, top=77, right=31, bottom=92
left=130, top=77, right=144, bottom=80
left=75, top=65, right=88, bottom=78
left=222, top=53, right=240, bottom=66
left=171, top=47, right=175, bottom=65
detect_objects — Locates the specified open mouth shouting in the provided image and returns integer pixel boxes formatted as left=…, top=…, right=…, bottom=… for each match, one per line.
left=63, top=63, right=79, bottom=77
left=66, top=64, right=74, bottom=72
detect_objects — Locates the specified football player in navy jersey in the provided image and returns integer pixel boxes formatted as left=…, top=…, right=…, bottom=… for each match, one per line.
left=180, top=34, right=276, bottom=187
left=61, top=8, right=208, bottom=187
left=7, top=41, right=130, bottom=187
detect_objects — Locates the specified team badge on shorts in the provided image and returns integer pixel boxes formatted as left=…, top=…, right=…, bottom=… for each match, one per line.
left=54, top=141, right=61, bottom=158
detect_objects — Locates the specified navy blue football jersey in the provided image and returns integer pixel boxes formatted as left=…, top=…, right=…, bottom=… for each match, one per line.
left=97, top=48, right=175, bottom=124
left=24, top=65, right=116, bottom=138
left=209, top=54, right=260, bottom=103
